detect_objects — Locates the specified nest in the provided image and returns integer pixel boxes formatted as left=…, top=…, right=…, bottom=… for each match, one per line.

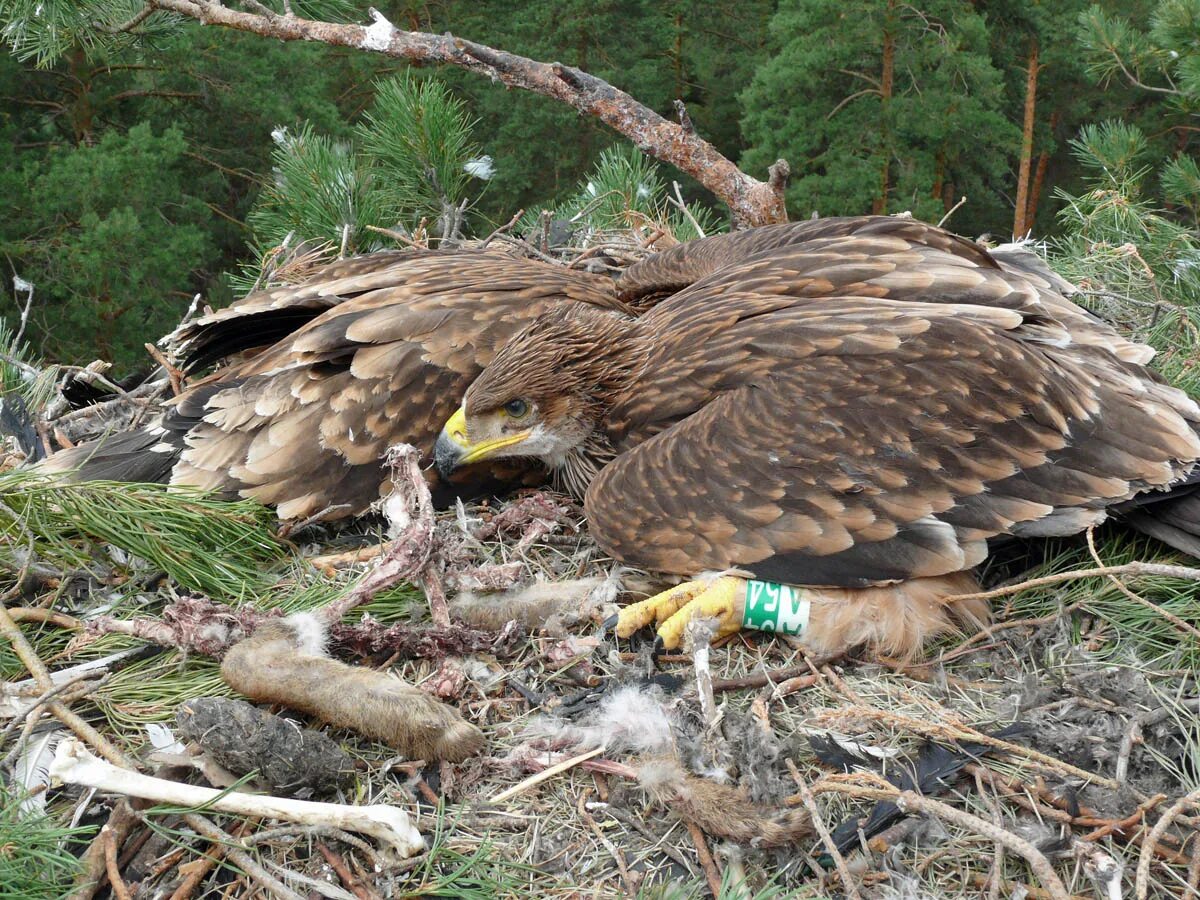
left=3, top=223, right=1200, bottom=900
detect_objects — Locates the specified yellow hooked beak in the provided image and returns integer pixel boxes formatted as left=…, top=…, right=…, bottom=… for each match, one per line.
left=434, top=406, right=531, bottom=476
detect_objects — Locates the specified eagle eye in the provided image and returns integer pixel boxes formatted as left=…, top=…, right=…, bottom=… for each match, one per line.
left=502, top=398, right=530, bottom=419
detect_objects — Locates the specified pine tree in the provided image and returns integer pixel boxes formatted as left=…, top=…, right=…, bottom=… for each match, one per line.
left=1078, top=0, right=1200, bottom=225
left=740, top=0, right=1018, bottom=232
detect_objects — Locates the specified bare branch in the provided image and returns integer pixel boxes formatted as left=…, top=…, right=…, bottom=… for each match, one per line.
left=99, top=4, right=156, bottom=34
left=145, top=1, right=788, bottom=226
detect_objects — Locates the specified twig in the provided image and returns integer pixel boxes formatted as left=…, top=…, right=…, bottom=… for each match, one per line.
left=316, top=841, right=382, bottom=900
left=1117, top=699, right=1200, bottom=784
left=178, top=814, right=303, bottom=900
left=0, top=602, right=130, bottom=767
left=490, top=746, right=605, bottom=803
left=710, top=664, right=818, bottom=693
left=1086, top=528, right=1200, bottom=642
left=143, top=342, right=184, bottom=396
left=0, top=671, right=107, bottom=756
left=103, top=824, right=134, bottom=900
left=10, top=273, right=34, bottom=346
left=68, top=801, right=139, bottom=900
left=167, top=845, right=229, bottom=900
left=818, top=780, right=1072, bottom=900
left=944, top=562, right=1200, bottom=604
left=669, top=181, right=707, bottom=239
left=1082, top=794, right=1166, bottom=842
left=937, top=195, right=967, bottom=228
left=99, top=3, right=156, bottom=33
left=364, top=224, right=418, bottom=247
left=479, top=210, right=524, bottom=249
left=684, top=820, right=723, bottom=898
left=787, top=760, right=861, bottom=900
left=814, top=705, right=1122, bottom=790
left=577, top=790, right=637, bottom=897
left=1136, top=786, right=1200, bottom=900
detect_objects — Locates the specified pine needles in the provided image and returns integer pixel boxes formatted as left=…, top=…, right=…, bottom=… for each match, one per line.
left=0, top=469, right=282, bottom=598
left=0, top=797, right=90, bottom=900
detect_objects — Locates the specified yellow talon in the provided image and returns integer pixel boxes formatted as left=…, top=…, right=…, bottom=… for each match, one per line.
left=615, top=576, right=747, bottom=651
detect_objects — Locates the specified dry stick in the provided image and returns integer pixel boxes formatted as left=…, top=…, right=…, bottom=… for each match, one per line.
left=489, top=746, right=605, bottom=803
left=1085, top=528, right=1200, bottom=642
left=815, top=705, right=1122, bottom=791
left=142, top=0, right=787, bottom=227
left=819, top=781, right=1072, bottom=900
left=69, top=801, right=139, bottom=900
left=944, top=562, right=1200, bottom=605
left=786, top=760, right=862, bottom=900
left=0, top=671, right=108, bottom=755
left=6, top=608, right=81, bottom=628
left=710, top=663, right=818, bottom=693
left=684, top=820, right=724, bottom=898
left=364, top=224, right=419, bottom=248
left=0, top=602, right=129, bottom=767
left=1135, top=786, right=1200, bottom=900
left=1081, top=794, right=1166, bottom=843
left=142, top=342, right=184, bottom=396
left=102, top=824, right=135, bottom=900
left=479, top=209, right=525, bottom=249
left=168, top=848, right=229, bottom=900
left=577, top=789, right=637, bottom=898
left=1118, top=699, right=1200, bottom=785
left=179, top=814, right=303, bottom=900
left=316, top=841, right=382, bottom=900
left=967, top=875, right=1088, bottom=900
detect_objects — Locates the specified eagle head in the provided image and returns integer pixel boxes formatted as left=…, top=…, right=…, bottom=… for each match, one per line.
left=434, top=308, right=640, bottom=483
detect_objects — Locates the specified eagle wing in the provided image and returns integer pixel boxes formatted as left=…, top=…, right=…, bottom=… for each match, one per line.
left=168, top=248, right=503, bottom=370
left=588, top=294, right=1200, bottom=587
left=617, top=216, right=1153, bottom=365
left=166, top=254, right=622, bottom=519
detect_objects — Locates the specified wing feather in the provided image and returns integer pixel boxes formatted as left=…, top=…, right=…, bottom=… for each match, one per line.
left=589, top=298, right=1200, bottom=587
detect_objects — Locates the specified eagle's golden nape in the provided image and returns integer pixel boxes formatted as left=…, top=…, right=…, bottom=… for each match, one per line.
left=441, top=215, right=1200, bottom=659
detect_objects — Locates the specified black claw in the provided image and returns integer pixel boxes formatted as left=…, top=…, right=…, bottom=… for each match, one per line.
left=652, top=635, right=665, bottom=659
left=601, top=612, right=619, bottom=634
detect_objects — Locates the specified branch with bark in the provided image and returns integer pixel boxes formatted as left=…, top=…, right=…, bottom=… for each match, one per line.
left=138, top=1, right=788, bottom=227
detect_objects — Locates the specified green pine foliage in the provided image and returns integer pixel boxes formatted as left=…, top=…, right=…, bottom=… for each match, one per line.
left=740, top=0, right=1019, bottom=231
left=0, top=799, right=90, bottom=900
left=357, top=73, right=484, bottom=228
left=246, top=123, right=391, bottom=258
left=534, top=145, right=722, bottom=241
left=0, top=469, right=283, bottom=598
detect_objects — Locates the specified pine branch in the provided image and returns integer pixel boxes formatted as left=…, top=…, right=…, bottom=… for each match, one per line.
left=142, top=1, right=788, bottom=227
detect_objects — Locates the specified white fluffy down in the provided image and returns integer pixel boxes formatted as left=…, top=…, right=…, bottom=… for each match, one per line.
left=528, top=685, right=675, bottom=754
left=284, top=612, right=329, bottom=657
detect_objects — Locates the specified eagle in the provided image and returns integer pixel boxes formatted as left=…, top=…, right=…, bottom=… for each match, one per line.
left=42, top=248, right=640, bottom=519
left=433, top=215, right=1200, bottom=658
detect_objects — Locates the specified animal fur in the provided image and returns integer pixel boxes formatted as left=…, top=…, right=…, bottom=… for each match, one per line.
left=637, top=759, right=812, bottom=847
left=220, top=613, right=484, bottom=762
left=450, top=575, right=618, bottom=632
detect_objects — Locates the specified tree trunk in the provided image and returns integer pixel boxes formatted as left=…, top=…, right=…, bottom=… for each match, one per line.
left=1026, top=109, right=1059, bottom=233
left=1013, top=39, right=1039, bottom=238
left=873, top=1, right=896, bottom=216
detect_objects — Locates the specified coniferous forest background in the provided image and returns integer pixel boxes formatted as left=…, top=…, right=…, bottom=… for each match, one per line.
left=0, top=1, right=1198, bottom=369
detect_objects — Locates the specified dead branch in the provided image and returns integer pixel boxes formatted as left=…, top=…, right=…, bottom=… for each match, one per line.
left=142, top=1, right=787, bottom=226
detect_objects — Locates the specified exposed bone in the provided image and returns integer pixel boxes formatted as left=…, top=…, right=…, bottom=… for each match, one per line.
left=48, top=738, right=424, bottom=856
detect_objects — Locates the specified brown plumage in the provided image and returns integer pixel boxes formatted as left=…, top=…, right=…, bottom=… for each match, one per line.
left=438, top=216, right=1200, bottom=655
left=42, top=249, right=630, bottom=520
